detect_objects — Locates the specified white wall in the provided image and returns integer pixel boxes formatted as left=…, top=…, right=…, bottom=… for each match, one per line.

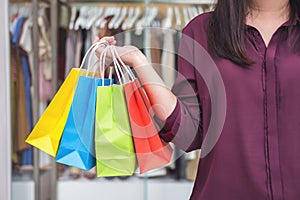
left=0, top=0, right=12, bottom=200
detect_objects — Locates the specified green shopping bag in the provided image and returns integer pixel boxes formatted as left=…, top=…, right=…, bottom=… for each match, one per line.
left=95, top=84, right=136, bottom=177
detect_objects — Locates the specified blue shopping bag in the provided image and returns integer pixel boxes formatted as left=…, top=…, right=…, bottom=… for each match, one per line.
left=56, top=76, right=113, bottom=170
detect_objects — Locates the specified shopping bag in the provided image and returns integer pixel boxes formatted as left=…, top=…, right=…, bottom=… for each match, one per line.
left=95, top=46, right=136, bottom=177
left=95, top=84, right=136, bottom=177
left=26, top=41, right=109, bottom=157
left=55, top=77, right=113, bottom=170
left=124, top=79, right=173, bottom=174
left=25, top=68, right=81, bottom=156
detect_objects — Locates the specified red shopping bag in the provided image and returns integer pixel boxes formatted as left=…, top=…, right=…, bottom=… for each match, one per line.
left=124, top=79, right=173, bottom=174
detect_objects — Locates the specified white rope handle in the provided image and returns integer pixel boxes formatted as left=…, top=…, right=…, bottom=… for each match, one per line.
left=91, top=44, right=135, bottom=85
left=86, top=42, right=108, bottom=76
left=111, top=45, right=136, bottom=81
left=100, top=45, right=109, bottom=86
left=109, top=45, right=124, bottom=85
left=108, top=66, right=113, bottom=86
left=78, top=40, right=108, bottom=72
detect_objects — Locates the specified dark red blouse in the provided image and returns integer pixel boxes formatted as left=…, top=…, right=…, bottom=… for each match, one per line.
left=159, top=12, right=300, bottom=200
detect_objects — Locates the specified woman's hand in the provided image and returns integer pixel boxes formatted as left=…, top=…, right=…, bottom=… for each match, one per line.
left=94, top=36, right=177, bottom=121
left=94, top=36, right=149, bottom=68
left=93, top=36, right=116, bottom=45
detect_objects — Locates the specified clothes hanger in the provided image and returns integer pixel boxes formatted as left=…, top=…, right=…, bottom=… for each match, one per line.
left=162, top=6, right=173, bottom=29
left=10, top=5, right=22, bottom=34
left=73, top=7, right=83, bottom=30
left=136, top=6, right=158, bottom=35
left=22, top=4, right=32, bottom=17
left=18, top=7, right=25, bottom=16
left=135, top=7, right=157, bottom=35
left=187, top=7, right=193, bottom=20
left=135, top=8, right=146, bottom=35
left=188, top=6, right=198, bottom=20
left=38, top=14, right=51, bottom=55
left=182, top=7, right=190, bottom=26
left=127, top=7, right=141, bottom=30
left=69, top=7, right=77, bottom=30
left=108, top=7, right=120, bottom=29
left=135, top=16, right=144, bottom=35
left=100, top=7, right=114, bottom=29
left=9, top=5, right=18, bottom=18
left=38, top=12, right=52, bottom=80
left=122, top=7, right=134, bottom=30
left=94, top=7, right=105, bottom=28
left=82, top=6, right=90, bottom=29
left=192, top=6, right=199, bottom=16
left=19, top=13, right=32, bottom=54
left=86, top=7, right=100, bottom=30
left=146, top=7, right=158, bottom=26
left=197, top=6, right=204, bottom=15
left=74, top=6, right=89, bottom=31
left=174, top=6, right=182, bottom=30
left=114, top=7, right=128, bottom=29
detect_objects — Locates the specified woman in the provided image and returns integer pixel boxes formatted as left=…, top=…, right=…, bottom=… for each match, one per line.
left=96, top=0, right=300, bottom=199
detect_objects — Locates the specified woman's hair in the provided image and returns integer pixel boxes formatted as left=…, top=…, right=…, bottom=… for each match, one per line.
left=208, top=0, right=300, bottom=66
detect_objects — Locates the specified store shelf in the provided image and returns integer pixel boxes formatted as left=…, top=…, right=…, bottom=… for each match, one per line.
left=149, top=0, right=215, bottom=4
left=12, top=170, right=52, bottom=200
left=12, top=181, right=34, bottom=200
left=58, top=176, right=193, bottom=200
left=13, top=172, right=194, bottom=200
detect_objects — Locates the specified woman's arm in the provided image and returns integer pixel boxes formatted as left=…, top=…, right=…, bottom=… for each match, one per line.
left=125, top=49, right=178, bottom=121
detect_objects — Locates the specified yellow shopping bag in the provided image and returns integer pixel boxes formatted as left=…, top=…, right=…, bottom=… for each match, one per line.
left=26, top=41, right=108, bottom=157
left=26, top=68, right=81, bottom=156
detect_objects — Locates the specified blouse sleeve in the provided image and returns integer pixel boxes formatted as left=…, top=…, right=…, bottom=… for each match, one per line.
left=159, top=26, right=202, bottom=152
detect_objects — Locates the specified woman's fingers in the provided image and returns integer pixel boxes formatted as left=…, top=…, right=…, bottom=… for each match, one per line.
left=93, top=36, right=116, bottom=45
left=94, top=36, right=116, bottom=45
left=94, top=36, right=116, bottom=59
left=101, top=36, right=116, bottom=45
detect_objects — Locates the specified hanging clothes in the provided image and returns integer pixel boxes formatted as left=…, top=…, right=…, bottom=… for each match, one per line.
left=65, top=30, right=78, bottom=78
left=161, top=28, right=176, bottom=89
left=74, top=29, right=83, bottom=69
left=12, top=16, right=33, bottom=166
left=10, top=46, right=18, bottom=165
left=150, top=25, right=163, bottom=76
left=12, top=16, right=31, bottom=150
